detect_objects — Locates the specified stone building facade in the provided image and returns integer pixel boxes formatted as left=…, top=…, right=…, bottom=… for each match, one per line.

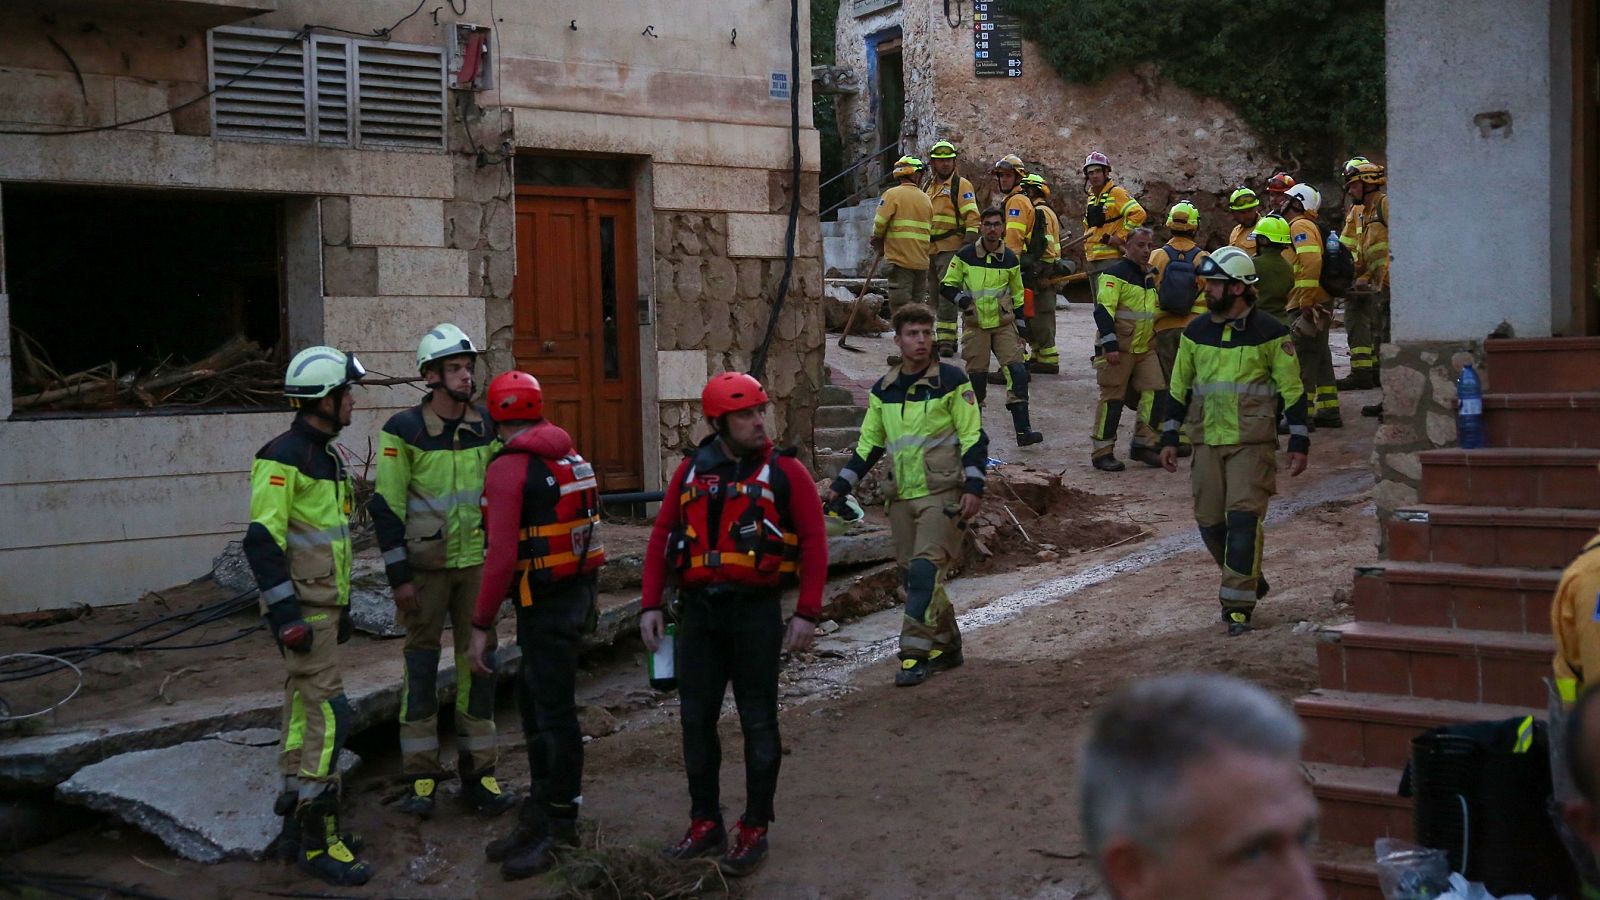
left=0, top=0, right=822, bottom=613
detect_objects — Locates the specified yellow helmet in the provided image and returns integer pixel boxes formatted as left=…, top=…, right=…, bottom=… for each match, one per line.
left=993, top=154, right=1027, bottom=177
left=891, top=155, right=925, bottom=179
left=1250, top=213, right=1292, bottom=246
left=1021, top=172, right=1052, bottom=199
left=1227, top=187, right=1260, bottom=211
left=1350, top=160, right=1386, bottom=186
left=1342, top=156, right=1372, bottom=179
left=929, top=140, right=958, bottom=159
left=1166, top=200, right=1200, bottom=232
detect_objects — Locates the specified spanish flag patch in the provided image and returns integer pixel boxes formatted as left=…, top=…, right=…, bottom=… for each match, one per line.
left=268, top=475, right=286, bottom=487
left=382, top=447, right=399, bottom=457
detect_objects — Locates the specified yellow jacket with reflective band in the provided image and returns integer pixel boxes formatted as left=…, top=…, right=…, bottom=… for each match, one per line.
left=1340, top=202, right=1363, bottom=269
left=1001, top=188, right=1035, bottom=257
left=1553, top=534, right=1600, bottom=704
left=835, top=363, right=988, bottom=502
left=1164, top=308, right=1309, bottom=451
left=1034, top=203, right=1062, bottom=264
left=1149, top=236, right=1209, bottom=333
left=925, top=174, right=980, bottom=252
left=244, top=417, right=354, bottom=610
left=1084, top=182, right=1145, bottom=262
left=1287, top=214, right=1330, bottom=310
left=873, top=183, right=933, bottom=269
left=941, top=240, right=1024, bottom=330
left=370, top=402, right=497, bottom=584
left=1229, top=221, right=1258, bottom=254
left=1092, top=258, right=1158, bottom=355
left=1359, top=192, right=1389, bottom=289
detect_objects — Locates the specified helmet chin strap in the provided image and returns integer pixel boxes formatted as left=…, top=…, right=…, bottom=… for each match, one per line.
left=302, top=387, right=347, bottom=433
left=426, top=378, right=474, bottom=405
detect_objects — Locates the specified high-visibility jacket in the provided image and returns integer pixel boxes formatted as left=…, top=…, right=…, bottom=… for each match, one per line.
left=834, top=363, right=988, bottom=502
left=1163, top=307, right=1309, bottom=452
left=1084, top=182, right=1145, bottom=263
left=873, top=183, right=933, bottom=269
left=1228, top=220, right=1258, bottom=254
left=1552, top=535, right=1600, bottom=704
left=925, top=173, right=980, bottom=253
left=674, top=446, right=799, bottom=589
left=1002, top=188, right=1035, bottom=258
left=1359, top=192, right=1389, bottom=290
left=1092, top=258, right=1158, bottom=355
left=1253, top=249, right=1295, bottom=324
left=1150, top=236, right=1209, bottom=333
left=940, top=240, right=1024, bottom=330
left=1339, top=202, right=1364, bottom=270
left=1034, top=203, right=1062, bottom=264
left=1286, top=213, right=1329, bottom=310
left=244, top=416, right=354, bottom=612
left=510, top=443, right=605, bottom=599
left=370, top=402, right=495, bottom=585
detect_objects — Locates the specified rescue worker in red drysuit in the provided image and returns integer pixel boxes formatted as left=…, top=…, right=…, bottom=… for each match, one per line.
left=639, top=372, right=828, bottom=878
left=467, top=371, right=605, bottom=882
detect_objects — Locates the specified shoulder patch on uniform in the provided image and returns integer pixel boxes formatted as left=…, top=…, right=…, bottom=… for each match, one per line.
left=1592, top=590, right=1600, bottom=621
left=962, top=389, right=977, bottom=406
left=1282, top=342, right=1296, bottom=357
left=877, top=198, right=887, bottom=206
left=382, top=446, right=399, bottom=457
left=1009, top=208, right=1021, bottom=216
left=1294, top=232, right=1309, bottom=243
left=962, top=191, right=975, bottom=200
left=268, top=475, right=287, bottom=487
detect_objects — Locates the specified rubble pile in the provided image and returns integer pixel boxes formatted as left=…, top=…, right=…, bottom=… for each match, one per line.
left=965, top=465, right=1145, bottom=574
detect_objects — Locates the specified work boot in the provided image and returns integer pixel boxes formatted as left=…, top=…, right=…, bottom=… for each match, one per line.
left=718, top=818, right=770, bottom=878
left=1092, top=455, right=1126, bottom=473
left=1009, top=402, right=1043, bottom=447
left=397, top=777, right=437, bottom=820
left=463, top=770, right=518, bottom=817
left=928, top=647, right=964, bottom=673
left=1362, top=402, right=1383, bottom=418
left=502, top=815, right=578, bottom=881
left=1312, top=413, right=1344, bottom=429
left=936, top=341, right=956, bottom=358
left=1026, top=361, right=1060, bottom=375
left=486, top=796, right=546, bottom=862
left=1224, top=610, right=1254, bottom=637
left=1128, top=445, right=1163, bottom=468
left=1335, top=370, right=1377, bottom=391
left=297, top=794, right=373, bottom=887
left=664, top=817, right=727, bottom=860
left=895, top=658, right=930, bottom=687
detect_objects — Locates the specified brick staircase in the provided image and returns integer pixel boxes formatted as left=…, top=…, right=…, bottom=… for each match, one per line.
left=1303, top=336, right=1600, bottom=898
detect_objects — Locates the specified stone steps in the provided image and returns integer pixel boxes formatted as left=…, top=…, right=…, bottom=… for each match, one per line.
left=1349, top=560, right=1558, bottom=635
left=1385, top=503, right=1600, bottom=569
left=1296, top=689, right=1539, bottom=769
left=1483, top=391, right=1600, bottom=449
left=1484, top=335, right=1600, bottom=393
left=816, top=404, right=866, bottom=428
left=1418, top=447, right=1600, bottom=508
left=1315, top=621, right=1550, bottom=708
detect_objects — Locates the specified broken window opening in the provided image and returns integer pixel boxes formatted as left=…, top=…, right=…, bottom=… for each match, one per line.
left=4, top=184, right=288, bottom=419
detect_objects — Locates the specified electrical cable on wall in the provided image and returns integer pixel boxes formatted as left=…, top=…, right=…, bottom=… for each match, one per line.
left=749, top=0, right=803, bottom=382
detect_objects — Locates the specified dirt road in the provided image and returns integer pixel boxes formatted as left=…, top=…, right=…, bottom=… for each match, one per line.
left=11, top=304, right=1383, bottom=898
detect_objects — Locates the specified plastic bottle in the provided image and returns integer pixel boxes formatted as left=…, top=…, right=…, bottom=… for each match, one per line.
left=1456, top=364, right=1485, bottom=449
left=648, top=623, right=677, bottom=692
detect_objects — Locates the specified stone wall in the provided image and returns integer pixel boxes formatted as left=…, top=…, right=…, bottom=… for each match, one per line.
left=1372, top=341, right=1483, bottom=518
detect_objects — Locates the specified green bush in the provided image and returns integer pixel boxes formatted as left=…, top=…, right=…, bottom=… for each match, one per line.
left=1011, top=0, right=1385, bottom=178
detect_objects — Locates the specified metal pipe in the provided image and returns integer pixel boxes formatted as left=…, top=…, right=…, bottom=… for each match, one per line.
left=819, top=138, right=901, bottom=191
left=600, top=490, right=665, bottom=506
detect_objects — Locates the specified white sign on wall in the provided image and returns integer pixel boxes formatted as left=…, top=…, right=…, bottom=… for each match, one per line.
left=853, top=0, right=900, bottom=17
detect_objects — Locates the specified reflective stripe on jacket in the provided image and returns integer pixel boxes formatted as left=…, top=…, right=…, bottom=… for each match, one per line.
left=1150, top=237, right=1209, bottom=333
left=1359, top=193, right=1389, bottom=289
left=1287, top=214, right=1329, bottom=310
left=370, top=402, right=496, bottom=585
left=1084, top=182, right=1145, bottom=262
left=1002, top=188, right=1035, bottom=257
left=925, top=174, right=980, bottom=252
left=873, top=183, right=933, bottom=269
left=1092, top=258, right=1157, bottom=355
left=1035, top=204, right=1062, bottom=264
left=244, top=416, right=354, bottom=610
left=941, top=241, right=1024, bottom=330
left=1163, top=308, right=1309, bottom=451
left=834, top=363, right=988, bottom=502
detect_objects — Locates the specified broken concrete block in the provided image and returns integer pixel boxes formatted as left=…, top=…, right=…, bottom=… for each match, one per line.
left=56, top=729, right=360, bottom=863
left=210, top=540, right=256, bottom=596
left=825, top=526, right=895, bottom=568
left=347, top=579, right=404, bottom=638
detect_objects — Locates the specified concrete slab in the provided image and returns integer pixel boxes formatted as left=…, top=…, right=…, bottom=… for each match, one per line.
left=56, top=729, right=360, bottom=863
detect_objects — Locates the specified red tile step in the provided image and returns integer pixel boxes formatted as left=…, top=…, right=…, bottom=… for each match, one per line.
left=1384, top=504, right=1600, bottom=569
left=1419, top=448, right=1600, bottom=509
left=1350, top=562, right=1558, bottom=634
left=1316, top=622, right=1551, bottom=708
left=1484, top=392, right=1600, bottom=449
left=1484, top=336, right=1600, bottom=394
left=1305, top=762, right=1411, bottom=846
left=1316, top=842, right=1385, bottom=900
left=1295, top=689, right=1539, bottom=769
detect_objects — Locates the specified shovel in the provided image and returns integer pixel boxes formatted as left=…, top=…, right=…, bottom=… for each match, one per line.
left=836, top=249, right=885, bottom=353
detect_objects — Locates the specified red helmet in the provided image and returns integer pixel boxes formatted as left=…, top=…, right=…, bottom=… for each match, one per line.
left=1266, top=172, right=1297, bottom=193
left=702, top=372, right=769, bottom=419
left=487, top=370, right=543, bottom=422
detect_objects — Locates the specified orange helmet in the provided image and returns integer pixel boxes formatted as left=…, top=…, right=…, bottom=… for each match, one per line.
left=702, top=372, right=769, bottom=419
left=487, top=370, right=543, bottom=422
left=1265, top=172, right=1296, bottom=194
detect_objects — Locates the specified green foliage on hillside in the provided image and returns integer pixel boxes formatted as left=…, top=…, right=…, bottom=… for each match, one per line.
left=1010, top=0, right=1385, bottom=177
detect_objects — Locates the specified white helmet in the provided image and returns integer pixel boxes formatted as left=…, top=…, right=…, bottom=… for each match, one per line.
left=1195, top=246, right=1259, bottom=284
left=1285, top=183, right=1321, bottom=213
left=416, top=322, right=479, bottom=373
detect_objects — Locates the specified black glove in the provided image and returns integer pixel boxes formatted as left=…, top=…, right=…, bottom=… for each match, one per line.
left=337, top=607, right=352, bottom=644
left=955, top=290, right=974, bottom=313
left=264, top=595, right=312, bottom=654
left=1016, top=318, right=1030, bottom=339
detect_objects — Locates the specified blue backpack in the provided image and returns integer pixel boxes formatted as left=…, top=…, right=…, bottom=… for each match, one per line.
left=1157, top=244, right=1201, bottom=316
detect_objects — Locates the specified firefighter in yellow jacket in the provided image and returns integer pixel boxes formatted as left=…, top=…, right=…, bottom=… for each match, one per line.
left=993, top=154, right=1034, bottom=258
left=245, top=346, right=372, bottom=886
left=923, top=140, right=980, bottom=358
left=1020, top=172, right=1064, bottom=374
left=1283, top=184, right=1341, bottom=428
left=1554, top=526, right=1600, bottom=708
left=1227, top=188, right=1262, bottom=253
left=1136, top=201, right=1209, bottom=458
left=1338, top=159, right=1389, bottom=394
left=873, top=155, right=934, bottom=309
left=1082, top=151, right=1145, bottom=275
left=1091, top=227, right=1165, bottom=471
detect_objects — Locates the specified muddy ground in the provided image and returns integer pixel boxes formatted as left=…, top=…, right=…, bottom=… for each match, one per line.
left=5, top=303, right=1383, bottom=898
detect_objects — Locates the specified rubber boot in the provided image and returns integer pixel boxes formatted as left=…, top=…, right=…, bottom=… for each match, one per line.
left=1092, top=455, right=1126, bottom=472
left=1009, top=402, right=1043, bottom=447
left=502, top=813, right=578, bottom=881
left=1335, top=369, right=1377, bottom=391
left=895, top=658, right=929, bottom=686
left=269, top=789, right=299, bottom=862
left=297, top=793, right=373, bottom=887
left=461, top=765, right=518, bottom=817
left=1025, top=360, right=1060, bottom=375
left=486, top=794, right=547, bottom=862
left=397, top=776, right=437, bottom=819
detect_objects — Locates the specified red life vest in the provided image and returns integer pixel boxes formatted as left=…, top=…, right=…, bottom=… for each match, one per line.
left=673, top=449, right=799, bottom=589
left=509, top=451, right=605, bottom=604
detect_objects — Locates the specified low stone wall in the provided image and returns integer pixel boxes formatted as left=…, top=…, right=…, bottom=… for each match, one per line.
left=1372, top=339, right=1484, bottom=518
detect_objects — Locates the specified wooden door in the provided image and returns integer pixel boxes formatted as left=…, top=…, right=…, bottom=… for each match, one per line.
left=512, top=188, right=643, bottom=491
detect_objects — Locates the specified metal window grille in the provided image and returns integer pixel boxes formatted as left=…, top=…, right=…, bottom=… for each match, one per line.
left=209, top=26, right=444, bottom=151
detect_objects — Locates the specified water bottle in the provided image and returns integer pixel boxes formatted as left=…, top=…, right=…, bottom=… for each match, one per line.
left=648, top=623, right=676, bottom=692
left=1456, top=364, right=1485, bottom=449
